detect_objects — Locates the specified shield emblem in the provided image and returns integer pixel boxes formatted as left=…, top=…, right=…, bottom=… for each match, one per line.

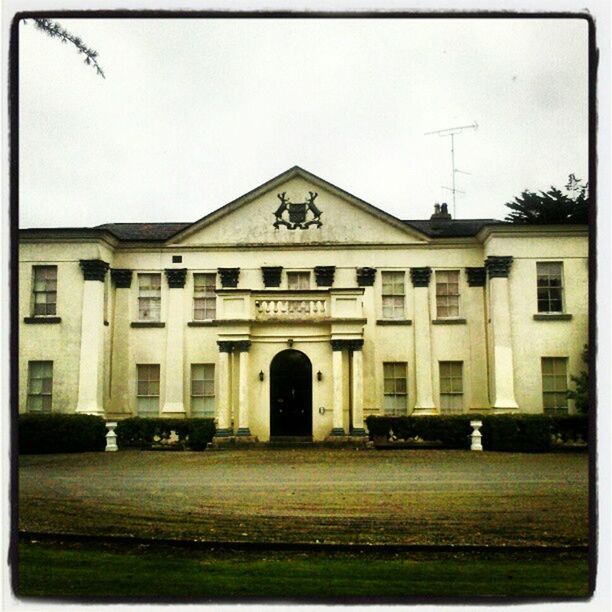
left=288, top=203, right=307, bottom=224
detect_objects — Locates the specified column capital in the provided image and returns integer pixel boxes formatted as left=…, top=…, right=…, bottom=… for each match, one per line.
left=218, top=267, right=240, bottom=288
left=410, top=267, right=432, bottom=287
left=356, top=267, right=376, bottom=287
left=347, top=339, right=364, bottom=351
left=79, top=259, right=109, bottom=282
left=466, top=267, right=486, bottom=287
left=330, top=339, right=347, bottom=351
left=234, top=340, right=251, bottom=353
left=315, top=266, right=335, bottom=287
left=485, top=256, right=513, bottom=278
left=261, top=266, right=283, bottom=288
left=110, top=268, right=132, bottom=288
left=217, top=341, right=234, bottom=353
left=165, top=268, right=187, bottom=288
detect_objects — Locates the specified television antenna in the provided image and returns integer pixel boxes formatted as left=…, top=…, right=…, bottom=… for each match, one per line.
left=424, top=122, right=478, bottom=218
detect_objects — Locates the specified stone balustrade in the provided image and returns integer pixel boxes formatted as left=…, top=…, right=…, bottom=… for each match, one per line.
left=255, top=298, right=328, bottom=318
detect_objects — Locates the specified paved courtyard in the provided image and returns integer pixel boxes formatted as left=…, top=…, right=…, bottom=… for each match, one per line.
left=19, top=448, right=589, bottom=546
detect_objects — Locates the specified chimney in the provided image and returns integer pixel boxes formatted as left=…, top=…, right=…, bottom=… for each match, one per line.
left=430, top=202, right=451, bottom=220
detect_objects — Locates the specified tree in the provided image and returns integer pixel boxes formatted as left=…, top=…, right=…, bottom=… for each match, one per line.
left=26, top=18, right=105, bottom=78
left=504, top=174, right=588, bottom=224
left=567, top=344, right=589, bottom=414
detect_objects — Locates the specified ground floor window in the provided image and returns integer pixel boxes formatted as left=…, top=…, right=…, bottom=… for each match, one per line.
left=27, top=361, right=53, bottom=413
left=191, top=364, right=215, bottom=417
left=439, top=361, right=464, bottom=414
left=137, top=364, right=160, bottom=417
left=541, top=357, right=568, bottom=415
left=383, top=362, right=407, bottom=416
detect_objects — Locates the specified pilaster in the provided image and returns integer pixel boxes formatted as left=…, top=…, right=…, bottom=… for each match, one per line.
left=350, top=340, right=366, bottom=436
left=215, top=341, right=234, bottom=436
left=235, top=340, right=252, bottom=436
left=109, top=269, right=132, bottom=416
left=330, top=340, right=345, bottom=435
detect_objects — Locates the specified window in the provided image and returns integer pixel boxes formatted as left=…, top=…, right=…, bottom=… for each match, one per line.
left=136, top=364, right=160, bottom=417
left=439, top=361, right=464, bottom=414
left=383, top=362, right=408, bottom=416
left=541, top=357, right=568, bottom=415
left=436, top=270, right=460, bottom=318
left=32, top=266, right=57, bottom=316
left=287, top=271, right=310, bottom=290
left=382, top=271, right=405, bottom=319
left=537, top=262, right=564, bottom=313
left=193, top=273, right=216, bottom=320
left=138, top=273, right=161, bottom=321
left=27, top=361, right=53, bottom=413
left=191, top=364, right=215, bottom=417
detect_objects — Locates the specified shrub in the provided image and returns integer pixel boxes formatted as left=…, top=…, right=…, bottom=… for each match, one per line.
left=115, top=417, right=216, bottom=451
left=19, top=413, right=107, bottom=454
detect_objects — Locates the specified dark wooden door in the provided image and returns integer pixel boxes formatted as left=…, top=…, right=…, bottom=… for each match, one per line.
left=270, top=350, right=312, bottom=437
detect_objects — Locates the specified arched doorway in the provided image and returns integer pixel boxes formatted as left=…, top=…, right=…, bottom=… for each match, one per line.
left=270, top=349, right=313, bottom=437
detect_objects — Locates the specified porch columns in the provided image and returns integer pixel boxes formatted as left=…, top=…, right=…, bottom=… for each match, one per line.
left=350, top=340, right=366, bottom=436
left=410, top=267, right=436, bottom=415
left=330, top=340, right=345, bottom=435
left=161, top=268, right=187, bottom=415
left=216, top=341, right=233, bottom=436
left=109, top=269, right=132, bottom=415
left=485, top=256, right=519, bottom=412
left=235, top=340, right=252, bottom=436
left=76, top=259, right=109, bottom=416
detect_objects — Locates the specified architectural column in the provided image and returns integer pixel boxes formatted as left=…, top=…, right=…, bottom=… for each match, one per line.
left=216, top=341, right=234, bottom=436
left=465, top=267, right=490, bottom=410
left=109, top=269, right=132, bottom=415
left=235, top=340, right=252, bottom=436
left=485, top=256, right=519, bottom=412
left=162, top=268, right=187, bottom=415
left=76, top=259, right=109, bottom=415
left=330, top=340, right=345, bottom=435
left=349, top=339, right=366, bottom=436
left=410, top=267, right=436, bottom=415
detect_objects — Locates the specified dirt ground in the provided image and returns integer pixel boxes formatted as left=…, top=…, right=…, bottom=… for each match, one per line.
left=18, top=448, right=589, bottom=546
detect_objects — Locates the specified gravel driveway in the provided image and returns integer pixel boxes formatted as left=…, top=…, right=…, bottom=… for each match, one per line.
left=19, top=448, right=589, bottom=546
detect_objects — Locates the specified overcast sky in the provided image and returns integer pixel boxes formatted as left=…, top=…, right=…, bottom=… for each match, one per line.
left=18, top=16, right=589, bottom=228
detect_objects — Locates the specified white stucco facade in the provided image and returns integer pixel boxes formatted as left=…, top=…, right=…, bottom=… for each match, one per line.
left=18, top=167, right=589, bottom=441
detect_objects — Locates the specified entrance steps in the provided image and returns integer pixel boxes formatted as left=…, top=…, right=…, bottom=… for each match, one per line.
left=210, top=435, right=369, bottom=450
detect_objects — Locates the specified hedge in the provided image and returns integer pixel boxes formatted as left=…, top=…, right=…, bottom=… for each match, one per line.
left=115, top=417, right=216, bottom=451
left=365, top=414, right=588, bottom=453
left=19, top=414, right=107, bottom=454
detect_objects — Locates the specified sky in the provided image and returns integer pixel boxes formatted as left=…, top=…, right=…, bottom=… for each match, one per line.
left=18, top=16, right=589, bottom=228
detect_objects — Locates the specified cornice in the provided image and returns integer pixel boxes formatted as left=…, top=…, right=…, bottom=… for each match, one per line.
left=477, top=224, right=589, bottom=243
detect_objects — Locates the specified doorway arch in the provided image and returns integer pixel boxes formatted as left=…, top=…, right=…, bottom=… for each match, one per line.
left=270, top=349, right=313, bottom=437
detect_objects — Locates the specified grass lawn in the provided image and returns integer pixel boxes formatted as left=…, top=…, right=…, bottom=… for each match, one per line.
left=17, top=540, right=590, bottom=600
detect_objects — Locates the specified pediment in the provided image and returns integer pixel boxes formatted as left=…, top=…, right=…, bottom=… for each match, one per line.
left=168, top=167, right=428, bottom=247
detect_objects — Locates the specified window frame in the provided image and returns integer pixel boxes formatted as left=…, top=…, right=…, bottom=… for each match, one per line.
left=193, top=273, right=217, bottom=321
left=137, top=272, right=162, bottom=322
left=190, top=363, right=216, bottom=418
left=136, top=363, right=161, bottom=417
left=381, top=271, right=406, bottom=320
left=541, top=357, right=569, bottom=415
left=31, top=265, right=58, bottom=317
left=287, top=270, right=311, bottom=290
left=383, top=362, right=408, bottom=416
left=27, top=360, right=53, bottom=413
left=439, top=361, right=464, bottom=414
left=435, top=270, right=461, bottom=319
left=536, top=262, right=565, bottom=314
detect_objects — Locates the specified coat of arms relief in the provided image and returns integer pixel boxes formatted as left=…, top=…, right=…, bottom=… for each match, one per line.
left=273, top=191, right=323, bottom=230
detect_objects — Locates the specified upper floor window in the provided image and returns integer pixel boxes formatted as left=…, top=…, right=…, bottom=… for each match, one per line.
left=191, top=364, right=215, bottom=417
left=27, top=361, right=53, bottom=413
left=537, top=262, right=564, bottom=313
left=382, top=271, right=405, bottom=319
left=436, top=270, right=460, bottom=318
left=138, top=273, right=161, bottom=321
left=541, top=357, right=568, bottom=415
left=32, top=265, right=57, bottom=316
left=439, top=361, right=464, bottom=414
left=136, top=364, right=160, bottom=417
left=383, top=362, right=408, bottom=416
left=193, top=273, right=216, bottom=320
left=287, top=271, right=310, bottom=290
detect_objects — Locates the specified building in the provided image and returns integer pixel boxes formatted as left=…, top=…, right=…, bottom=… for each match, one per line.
left=18, top=166, right=588, bottom=442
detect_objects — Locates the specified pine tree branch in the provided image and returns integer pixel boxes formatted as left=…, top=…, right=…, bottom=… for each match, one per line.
left=30, top=18, right=105, bottom=78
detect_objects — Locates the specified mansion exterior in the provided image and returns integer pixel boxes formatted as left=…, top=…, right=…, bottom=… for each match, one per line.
left=18, top=167, right=588, bottom=441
